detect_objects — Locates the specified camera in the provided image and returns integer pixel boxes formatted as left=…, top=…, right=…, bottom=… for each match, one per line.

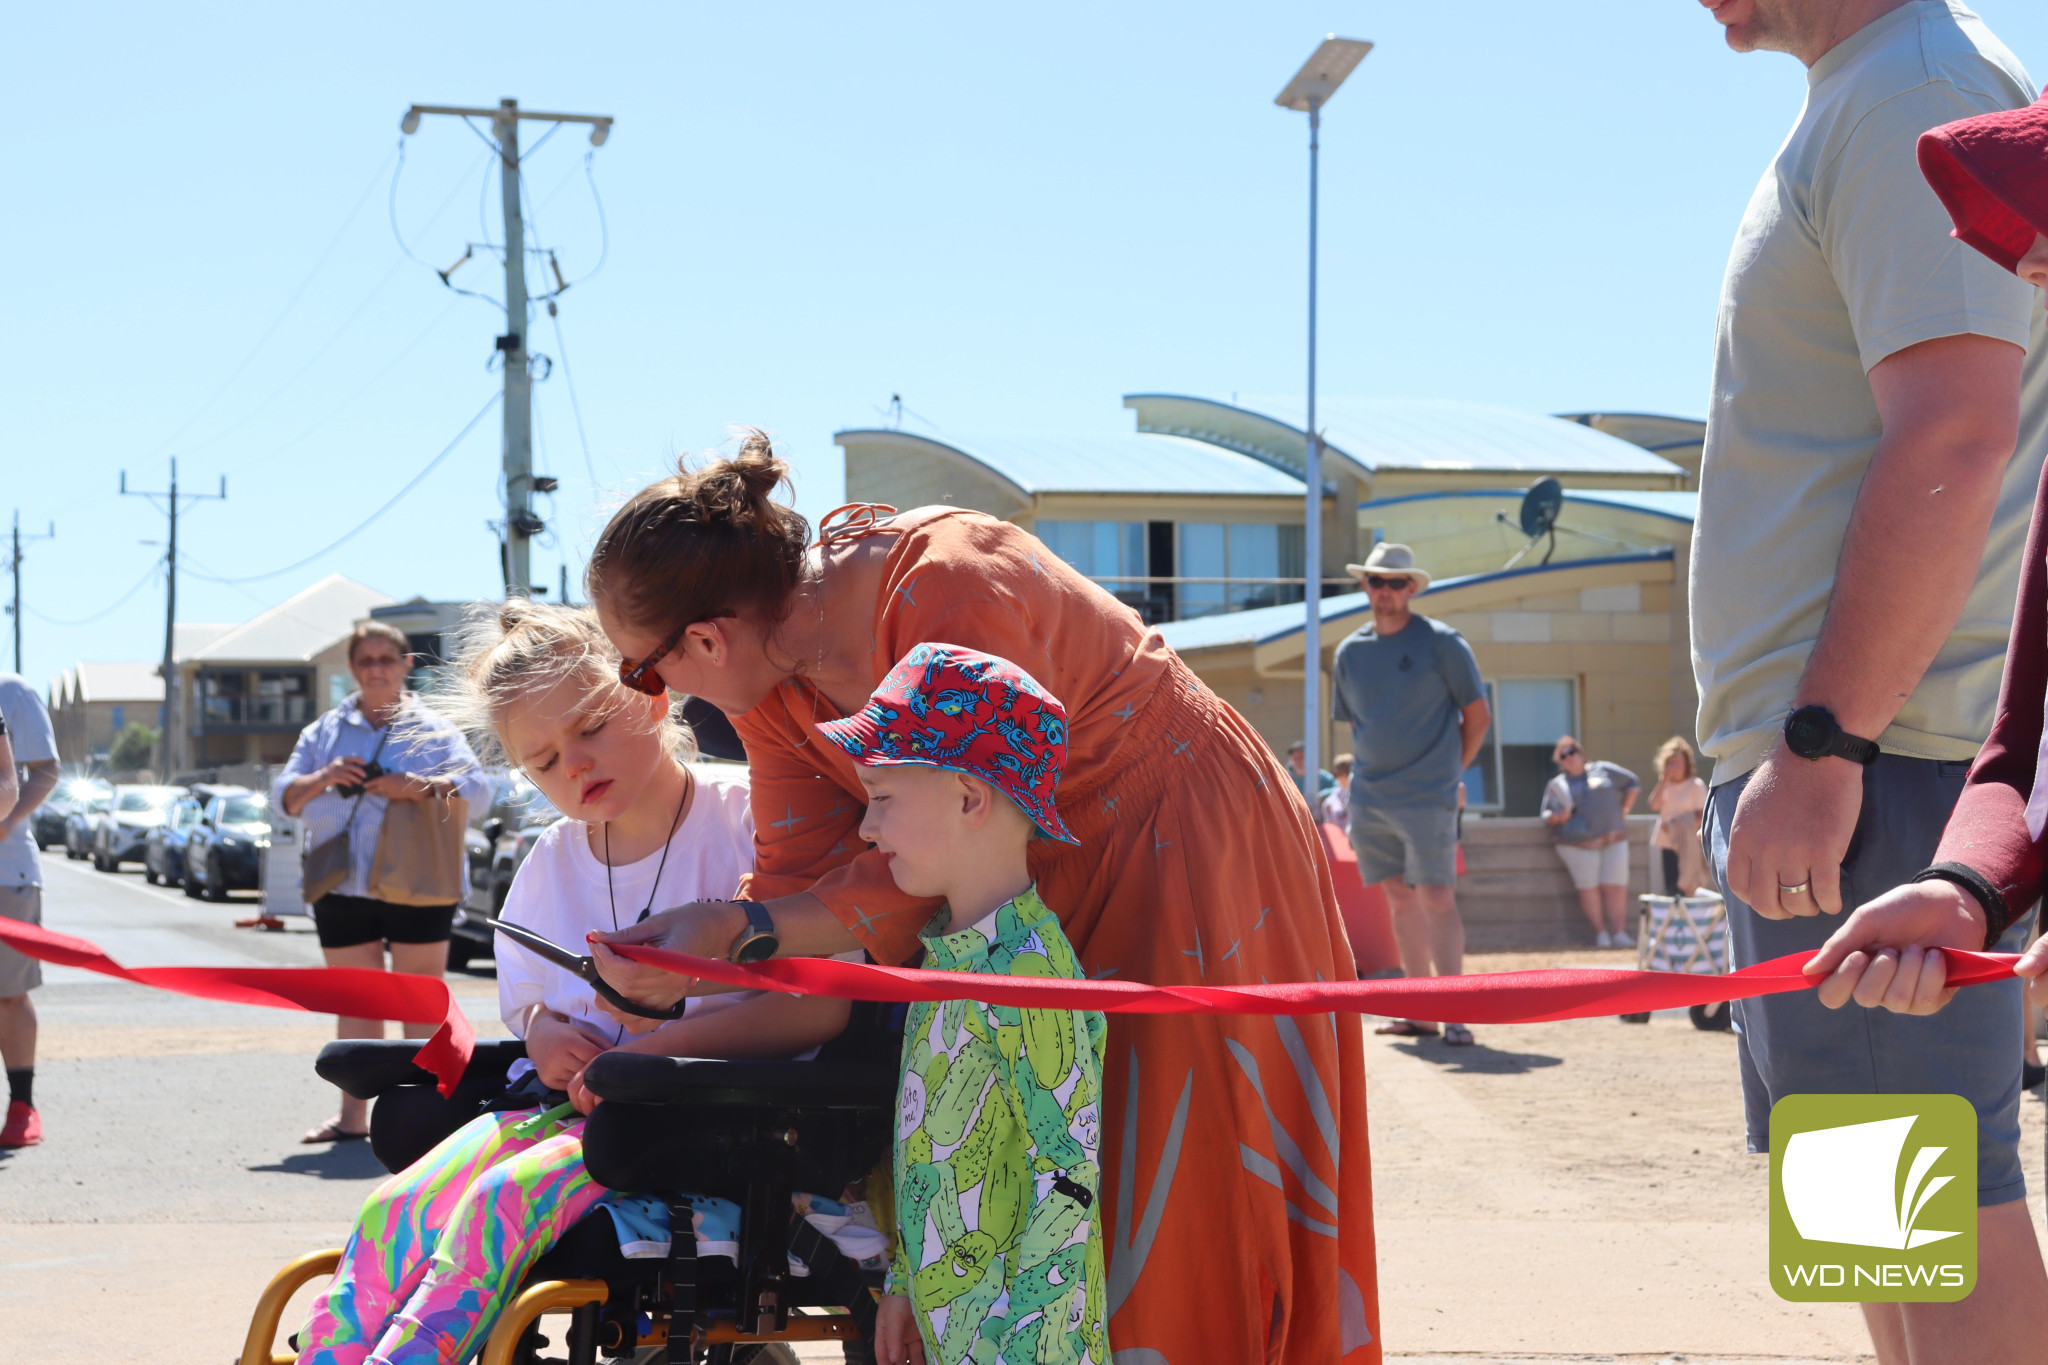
left=335, top=761, right=388, bottom=800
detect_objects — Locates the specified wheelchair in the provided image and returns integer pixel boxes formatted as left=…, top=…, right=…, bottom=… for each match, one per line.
left=240, top=1007, right=899, bottom=1365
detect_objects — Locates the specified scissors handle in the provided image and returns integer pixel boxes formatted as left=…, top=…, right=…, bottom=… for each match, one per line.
left=487, top=918, right=688, bottom=1022
left=583, top=961, right=690, bottom=1021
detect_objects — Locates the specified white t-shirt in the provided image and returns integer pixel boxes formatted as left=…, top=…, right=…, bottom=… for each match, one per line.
left=1690, top=1, right=2046, bottom=782
left=497, top=764, right=758, bottom=1049
left=0, top=674, right=59, bottom=888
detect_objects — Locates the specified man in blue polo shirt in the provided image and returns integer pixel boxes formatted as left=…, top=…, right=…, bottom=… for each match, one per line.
left=1331, top=543, right=1490, bottom=1045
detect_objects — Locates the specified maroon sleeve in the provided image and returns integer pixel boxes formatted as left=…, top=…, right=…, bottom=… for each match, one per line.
left=1933, top=455, right=2048, bottom=917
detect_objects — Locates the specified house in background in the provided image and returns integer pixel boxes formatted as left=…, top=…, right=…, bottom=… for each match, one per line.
left=49, top=623, right=232, bottom=767
left=172, top=574, right=393, bottom=770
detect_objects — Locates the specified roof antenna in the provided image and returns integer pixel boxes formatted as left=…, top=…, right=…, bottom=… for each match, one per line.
left=1500, top=478, right=1563, bottom=569
left=889, top=394, right=903, bottom=429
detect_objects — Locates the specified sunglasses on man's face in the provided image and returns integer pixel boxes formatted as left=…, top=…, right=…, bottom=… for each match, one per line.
left=1364, top=575, right=1413, bottom=590
left=1556, top=746, right=1582, bottom=761
left=618, top=622, right=689, bottom=697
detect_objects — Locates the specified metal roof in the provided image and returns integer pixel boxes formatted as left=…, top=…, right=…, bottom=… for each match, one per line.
left=1154, top=550, right=1675, bottom=654
left=1127, top=394, right=1687, bottom=478
left=833, top=429, right=1303, bottom=498
left=186, top=574, right=395, bottom=665
left=1356, top=487, right=1698, bottom=523
left=57, top=661, right=166, bottom=704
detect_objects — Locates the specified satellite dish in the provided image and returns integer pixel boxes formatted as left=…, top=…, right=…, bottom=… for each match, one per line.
left=1519, top=477, right=1564, bottom=538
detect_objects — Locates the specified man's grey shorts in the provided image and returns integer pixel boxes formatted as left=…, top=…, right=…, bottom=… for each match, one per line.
left=1348, top=803, right=1458, bottom=887
left=1708, top=755, right=2029, bottom=1206
left=0, top=884, right=43, bottom=996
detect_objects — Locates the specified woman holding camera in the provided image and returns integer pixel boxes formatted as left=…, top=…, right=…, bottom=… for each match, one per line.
left=277, top=621, right=491, bottom=1143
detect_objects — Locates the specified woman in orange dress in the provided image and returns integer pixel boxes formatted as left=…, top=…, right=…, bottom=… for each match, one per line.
left=585, top=435, right=1379, bottom=1365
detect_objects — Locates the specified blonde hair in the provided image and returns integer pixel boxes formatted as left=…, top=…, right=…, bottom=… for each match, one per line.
left=433, top=598, right=696, bottom=770
left=1331, top=753, right=1354, bottom=777
left=1653, top=735, right=1696, bottom=781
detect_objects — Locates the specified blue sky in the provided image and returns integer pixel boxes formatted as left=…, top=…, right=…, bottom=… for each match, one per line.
left=7, top=2, right=2047, bottom=697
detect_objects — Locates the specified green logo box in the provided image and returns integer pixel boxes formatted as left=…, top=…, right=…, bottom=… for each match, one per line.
left=1769, top=1094, right=1977, bottom=1303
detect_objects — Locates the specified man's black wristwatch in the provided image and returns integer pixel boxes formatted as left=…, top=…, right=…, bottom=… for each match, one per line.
left=1783, top=705, right=1880, bottom=765
left=727, top=899, right=780, bottom=964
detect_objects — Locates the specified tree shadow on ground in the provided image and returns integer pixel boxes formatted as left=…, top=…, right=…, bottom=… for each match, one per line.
left=248, top=1144, right=386, bottom=1180
left=1387, top=1039, right=1563, bottom=1075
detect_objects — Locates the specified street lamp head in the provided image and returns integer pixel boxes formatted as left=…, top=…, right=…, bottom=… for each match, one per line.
left=400, top=107, right=422, bottom=135
left=588, top=119, right=611, bottom=147
left=1274, top=36, right=1374, bottom=112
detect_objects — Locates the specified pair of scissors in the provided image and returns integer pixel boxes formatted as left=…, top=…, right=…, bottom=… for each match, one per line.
left=487, top=918, right=689, bottom=1021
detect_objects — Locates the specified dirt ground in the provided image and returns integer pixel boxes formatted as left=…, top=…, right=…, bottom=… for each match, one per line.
left=1360, top=946, right=2048, bottom=1364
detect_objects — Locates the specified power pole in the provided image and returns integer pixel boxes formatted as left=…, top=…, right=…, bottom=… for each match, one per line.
left=121, top=461, right=226, bottom=779
left=6, top=512, right=56, bottom=675
left=400, top=99, right=613, bottom=598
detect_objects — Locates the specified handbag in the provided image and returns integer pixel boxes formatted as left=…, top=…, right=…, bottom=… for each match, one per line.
left=300, top=725, right=391, bottom=904
left=368, top=792, right=469, bottom=907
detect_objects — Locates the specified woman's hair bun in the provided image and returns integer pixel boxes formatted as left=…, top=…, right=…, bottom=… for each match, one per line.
left=678, top=428, right=794, bottom=539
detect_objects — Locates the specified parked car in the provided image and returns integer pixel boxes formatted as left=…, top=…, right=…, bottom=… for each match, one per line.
left=35, top=777, right=106, bottom=850
left=448, top=773, right=561, bottom=970
left=92, top=785, right=186, bottom=871
left=183, top=787, right=271, bottom=902
left=143, top=796, right=206, bottom=887
left=64, top=788, right=115, bottom=860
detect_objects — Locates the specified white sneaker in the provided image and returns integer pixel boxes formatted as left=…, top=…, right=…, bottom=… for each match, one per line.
left=1614, top=930, right=1635, bottom=948
left=1595, top=931, right=1614, bottom=949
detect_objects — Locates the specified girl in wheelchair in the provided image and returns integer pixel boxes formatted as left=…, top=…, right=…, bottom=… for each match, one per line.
left=296, top=600, right=859, bottom=1365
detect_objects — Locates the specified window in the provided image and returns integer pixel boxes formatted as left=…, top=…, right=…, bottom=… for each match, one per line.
left=1037, top=521, right=1147, bottom=601
left=1176, top=522, right=1306, bottom=619
left=1464, top=678, right=1578, bottom=816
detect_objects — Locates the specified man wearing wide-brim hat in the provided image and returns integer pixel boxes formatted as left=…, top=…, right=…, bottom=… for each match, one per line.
left=1328, top=542, right=1489, bottom=1046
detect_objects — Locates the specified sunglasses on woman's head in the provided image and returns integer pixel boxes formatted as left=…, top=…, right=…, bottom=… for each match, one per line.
left=618, top=622, right=689, bottom=697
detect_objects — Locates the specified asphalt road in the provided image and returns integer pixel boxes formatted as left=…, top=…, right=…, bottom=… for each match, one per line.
left=0, top=854, right=510, bottom=1362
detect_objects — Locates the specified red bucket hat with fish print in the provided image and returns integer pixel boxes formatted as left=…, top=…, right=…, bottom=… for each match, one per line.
left=814, top=642, right=1079, bottom=846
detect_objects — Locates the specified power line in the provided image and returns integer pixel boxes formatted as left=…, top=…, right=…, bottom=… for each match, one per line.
left=146, top=145, right=400, bottom=460
left=182, top=392, right=501, bottom=585
left=24, top=560, right=160, bottom=627
left=548, top=304, right=599, bottom=490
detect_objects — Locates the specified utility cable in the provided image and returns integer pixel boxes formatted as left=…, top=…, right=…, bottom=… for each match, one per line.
left=548, top=305, right=599, bottom=489
left=26, top=560, right=161, bottom=626
left=182, top=392, right=501, bottom=585
left=390, top=144, right=492, bottom=270
left=145, top=145, right=400, bottom=460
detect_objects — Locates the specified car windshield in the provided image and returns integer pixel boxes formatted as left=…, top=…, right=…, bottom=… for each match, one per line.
left=116, top=790, right=173, bottom=813
left=172, top=804, right=201, bottom=828
left=222, top=795, right=268, bottom=825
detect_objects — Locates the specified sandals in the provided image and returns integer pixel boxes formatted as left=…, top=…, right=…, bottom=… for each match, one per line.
left=1442, top=1023, right=1475, bottom=1047
left=1373, top=1019, right=1439, bottom=1037
left=302, top=1119, right=370, bottom=1145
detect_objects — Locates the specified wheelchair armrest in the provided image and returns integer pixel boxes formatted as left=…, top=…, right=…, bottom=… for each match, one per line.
left=582, top=1054, right=897, bottom=1110
left=315, top=1038, right=529, bottom=1101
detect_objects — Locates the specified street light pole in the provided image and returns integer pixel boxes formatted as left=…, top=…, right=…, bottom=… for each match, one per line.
left=400, top=99, right=613, bottom=598
left=1276, top=36, right=1372, bottom=801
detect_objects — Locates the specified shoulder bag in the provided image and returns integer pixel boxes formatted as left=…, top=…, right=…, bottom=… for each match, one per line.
left=300, top=723, right=390, bottom=903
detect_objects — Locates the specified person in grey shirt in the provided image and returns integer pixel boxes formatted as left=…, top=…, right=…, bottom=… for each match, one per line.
left=1330, top=542, right=1489, bottom=1044
left=0, top=673, right=59, bottom=1148
left=1692, top=2, right=2048, bottom=1357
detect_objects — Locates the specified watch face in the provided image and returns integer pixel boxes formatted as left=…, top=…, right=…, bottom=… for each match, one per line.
left=1786, top=708, right=1830, bottom=757
left=732, top=932, right=779, bottom=964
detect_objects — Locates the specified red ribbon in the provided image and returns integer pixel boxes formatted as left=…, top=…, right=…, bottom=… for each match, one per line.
left=608, top=940, right=2023, bottom=1024
left=0, top=918, right=474, bottom=1095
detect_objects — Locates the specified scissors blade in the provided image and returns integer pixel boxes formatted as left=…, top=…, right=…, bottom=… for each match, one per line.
left=486, top=918, right=594, bottom=976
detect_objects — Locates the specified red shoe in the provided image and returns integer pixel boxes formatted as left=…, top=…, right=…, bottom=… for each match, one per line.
left=0, top=1100, right=42, bottom=1147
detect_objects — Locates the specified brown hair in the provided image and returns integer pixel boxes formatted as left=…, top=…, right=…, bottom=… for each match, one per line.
left=431, top=599, right=694, bottom=770
left=1653, top=735, right=1696, bottom=781
left=586, top=429, right=811, bottom=636
left=348, top=620, right=411, bottom=664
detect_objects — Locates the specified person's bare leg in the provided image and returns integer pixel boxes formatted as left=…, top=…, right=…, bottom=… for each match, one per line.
left=1575, top=885, right=1605, bottom=937
left=1415, top=883, right=1464, bottom=977
left=0, top=993, right=36, bottom=1073
left=1891, top=1199, right=2048, bottom=1364
left=2025, top=998, right=2042, bottom=1070
left=388, top=939, right=450, bottom=1041
left=1861, top=1302, right=1907, bottom=1365
left=1601, top=883, right=1632, bottom=937
left=315, top=940, right=387, bottom=1137
left=1379, top=878, right=1437, bottom=979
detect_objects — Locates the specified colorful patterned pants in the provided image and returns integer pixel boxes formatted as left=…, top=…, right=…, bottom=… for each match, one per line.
left=296, top=1105, right=605, bottom=1365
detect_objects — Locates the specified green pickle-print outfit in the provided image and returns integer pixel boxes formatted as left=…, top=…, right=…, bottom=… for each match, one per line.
left=890, top=885, right=1108, bottom=1365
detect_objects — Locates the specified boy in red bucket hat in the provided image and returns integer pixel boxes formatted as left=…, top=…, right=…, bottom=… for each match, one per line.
left=818, top=642, right=1106, bottom=1365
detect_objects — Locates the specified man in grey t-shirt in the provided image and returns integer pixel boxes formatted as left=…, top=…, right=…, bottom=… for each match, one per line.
left=1330, top=543, right=1489, bottom=1044
left=0, top=673, right=59, bottom=1148
left=1693, top=1, right=2048, bottom=1353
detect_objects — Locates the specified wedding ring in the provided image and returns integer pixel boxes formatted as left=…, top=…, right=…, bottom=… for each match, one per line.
left=1778, top=881, right=1811, bottom=896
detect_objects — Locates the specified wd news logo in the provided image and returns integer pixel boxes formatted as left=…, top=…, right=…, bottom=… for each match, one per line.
left=1769, top=1095, right=1976, bottom=1302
